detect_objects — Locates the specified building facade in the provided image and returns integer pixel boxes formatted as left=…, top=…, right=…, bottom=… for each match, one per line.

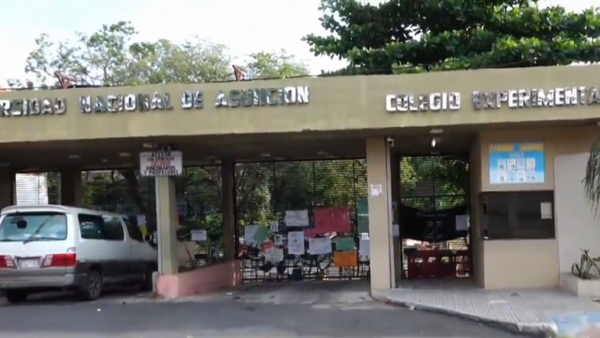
left=0, top=65, right=597, bottom=296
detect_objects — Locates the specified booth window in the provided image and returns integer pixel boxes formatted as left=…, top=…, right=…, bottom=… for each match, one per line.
left=481, top=191, right=555, bottom=240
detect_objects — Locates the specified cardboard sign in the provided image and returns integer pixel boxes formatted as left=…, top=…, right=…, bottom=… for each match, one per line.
left=314, top=207, right=352, bottom=234
left=334, top=251, right=358, bottom=267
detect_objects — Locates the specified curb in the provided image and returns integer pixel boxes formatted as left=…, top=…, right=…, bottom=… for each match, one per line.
left=370, top=291, right=557, bottom=338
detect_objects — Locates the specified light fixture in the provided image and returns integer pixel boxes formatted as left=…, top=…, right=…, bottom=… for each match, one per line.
left=119, top=152, right=131, bottom=158
left=430, top=128, right=444, bottom=134
left=431, top=138, right=437, bottom=148
left=68, top=154, right=80, bottom=159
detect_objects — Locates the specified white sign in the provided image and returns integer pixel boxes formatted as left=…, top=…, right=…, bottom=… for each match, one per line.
left=455, top=215, right=469, bottom=231
left=287, top=231, right=305, bottom=255
left=369, top=183, right=382, bottom=197
left=284, top=209, right=309, bottom=227
left=359, top=238, right=370, bottom=261
left=270, top=220, right=279, bottom=233
left=190, top=229, right=207, bottom=242
left=264, top=248, right=284, bottom=262
left=308, top=237, right=332, bottom=255
left=139, top=150, right=183, bottom=176
left=244, top=225, right=259, bottom=246
left=274, top=234, right=284, bottom=246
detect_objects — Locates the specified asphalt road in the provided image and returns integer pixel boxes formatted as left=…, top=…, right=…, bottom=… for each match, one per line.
left=0, top=283, right=528, bottom=338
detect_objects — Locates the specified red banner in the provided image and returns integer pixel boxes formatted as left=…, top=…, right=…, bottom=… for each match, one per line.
left=314, top=207, right=352, bottom=234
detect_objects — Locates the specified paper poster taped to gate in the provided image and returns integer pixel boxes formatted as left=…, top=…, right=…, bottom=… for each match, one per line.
left=308, top=237, right=332, bottom=255
left=190, top=229, right=207, bottom=242
left=284, top=209, right=309, bottom=227
left=334, top=251, right=358, bottom=267
left=314, top=207, right=352, bottom=234
left=335, top=237, right=355, bottom=251
left=270, top=220, right=279, bottom=233
left=359, top=239, right=370, bottom=261
left=287, top=231, right=305, bottom=255
left=274, top=234, right=284, bottom=246
left=264, top=248, right=284, bottom=262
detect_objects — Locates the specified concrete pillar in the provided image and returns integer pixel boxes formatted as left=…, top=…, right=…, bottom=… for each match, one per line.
left=155, top=176, right=179, bottom=274
left=0, top=168, right=14, bottom=208
left=390, top=153, right=402, bottom=281
left=366, top=138, right=395, bottom=290
left=221, top=161, right=236, bottom=260
left=60, top=169, right=83, bottom=207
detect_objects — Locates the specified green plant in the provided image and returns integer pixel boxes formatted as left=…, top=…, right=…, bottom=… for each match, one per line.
left=571, top=249, right=600, bottom=280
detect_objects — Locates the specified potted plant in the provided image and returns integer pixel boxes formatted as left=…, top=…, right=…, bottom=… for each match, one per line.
left=560, top=249, right=600, bottom=297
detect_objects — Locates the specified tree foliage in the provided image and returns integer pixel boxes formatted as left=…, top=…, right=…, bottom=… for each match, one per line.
left=305, top=0, right=600, bottom=74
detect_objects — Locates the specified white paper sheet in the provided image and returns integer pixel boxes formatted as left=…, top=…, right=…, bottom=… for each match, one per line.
left=244, top=225, right=259, bottom=245
left=287, top=231, right=305, bottom=255
left=136, top=214, right=147, bottom=227
left=274, top=234, right=284, bottom=246
left=455, top=215, right=470, bottom=231
left=284, top=210, right=309, bottom=227
left=369, top=183, right=382, bottom=197
left=540, top=202, right=553, bottom=219
left=270, top=220, right=279, bottom=233
left=190, top=229, right=207, bottom=242
left=359, top=238, right=370, bottom=260
left=308, top=237, right=332, bottom=255
left=264, top=248, right=284, bottom=262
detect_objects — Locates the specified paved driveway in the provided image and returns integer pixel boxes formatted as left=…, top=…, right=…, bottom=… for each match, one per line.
left=0, top=282, right=528, bottom=337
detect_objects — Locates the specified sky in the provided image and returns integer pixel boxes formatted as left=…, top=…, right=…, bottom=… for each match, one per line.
left=0, top=0, right=596, bottom=87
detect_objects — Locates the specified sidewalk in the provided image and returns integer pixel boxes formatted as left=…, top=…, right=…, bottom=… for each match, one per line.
left=372, top=287, right=600, bottom=337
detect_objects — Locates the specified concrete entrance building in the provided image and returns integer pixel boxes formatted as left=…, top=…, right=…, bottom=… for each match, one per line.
left=0, top=65, right=598, bottom=297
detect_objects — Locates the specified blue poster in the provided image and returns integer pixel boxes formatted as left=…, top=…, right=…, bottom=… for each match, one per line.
left=489, top=142, right=545, bottom=185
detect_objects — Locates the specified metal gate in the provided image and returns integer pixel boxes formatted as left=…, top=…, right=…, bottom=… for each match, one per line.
left=399, top=155, right=471, bottom=280
left=235, top=159, right=369, bottom=283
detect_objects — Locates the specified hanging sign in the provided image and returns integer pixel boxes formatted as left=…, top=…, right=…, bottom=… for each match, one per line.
left=139, top=150, right=183, bottom=176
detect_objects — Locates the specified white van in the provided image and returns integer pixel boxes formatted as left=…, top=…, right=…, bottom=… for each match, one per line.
left=0, top=205, right=158, bottom=303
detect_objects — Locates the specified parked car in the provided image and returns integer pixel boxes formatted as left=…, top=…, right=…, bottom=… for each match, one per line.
left=0, top=205, right=157, bottom=303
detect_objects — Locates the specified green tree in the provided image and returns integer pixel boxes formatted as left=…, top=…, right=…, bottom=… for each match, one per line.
left=305, top=0, right=600, bottom=74
left=307, top=0, right=600, bottom=212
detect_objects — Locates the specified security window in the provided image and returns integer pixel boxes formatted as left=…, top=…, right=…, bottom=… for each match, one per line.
left=482, top=191, right=555, bottom=240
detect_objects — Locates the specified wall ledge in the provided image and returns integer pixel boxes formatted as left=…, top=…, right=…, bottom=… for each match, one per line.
left=560, top=273, right=600, bottom=297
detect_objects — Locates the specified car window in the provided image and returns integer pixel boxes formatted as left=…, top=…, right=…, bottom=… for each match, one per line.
left=78, top=214, right=124, bottom=241
left=0, top=212, right=67, bottom=242
left=123, top=217, right=144, bottom=242
left=102, top=216, right=125, bottom=241
left=78, top=214, right=104, bottom=239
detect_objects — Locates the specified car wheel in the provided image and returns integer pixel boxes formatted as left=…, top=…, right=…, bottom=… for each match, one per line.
left=5, top=290, right=29, bottom=304
left=80, top=270, right=102, bottom=301
left=141, top=265, right=156, bottom=292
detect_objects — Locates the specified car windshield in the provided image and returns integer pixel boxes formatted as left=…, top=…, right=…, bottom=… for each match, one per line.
left=0, top=212, right=67, bottom=242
